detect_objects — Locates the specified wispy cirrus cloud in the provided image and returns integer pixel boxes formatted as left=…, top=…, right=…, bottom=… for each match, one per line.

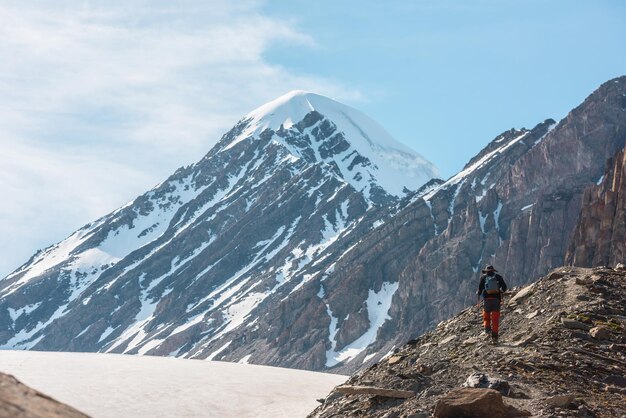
left=0, top=0, right=361, bottom=276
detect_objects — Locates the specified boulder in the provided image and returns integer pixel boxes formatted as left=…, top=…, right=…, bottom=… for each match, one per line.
left=545, top=394, right=576, bottom=408
left=433, top=388, right=530, bottom=418
left=575, top=277, right=592, bottom=286
left=561, top=317, right=591, bottom=330
left=462, top=337, right=479, bottom=346
left=512, top=333, right=538, bottom=347
left=525, top=310, right=539, bottom=319
left=439, top=335, right=456, bottom=345
left=508, top=285, right=534, bottom=306
left=462, top=372, right=510, bottom=396
left=547, top=271, right=565, bottom=280
left=387, top=355, right=404, bottom=365
left=417, top=364, right=433, bottom=376
left=589, top=326, right=612, bottom=340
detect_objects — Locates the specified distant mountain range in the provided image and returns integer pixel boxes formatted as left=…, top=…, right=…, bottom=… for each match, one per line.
left=1, top=77, right=625, bottom=374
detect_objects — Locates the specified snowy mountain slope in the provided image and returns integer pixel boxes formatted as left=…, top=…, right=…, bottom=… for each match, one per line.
left=0, top=91, right=436, bottom=364
left=0, top=351, right=347, bottom=418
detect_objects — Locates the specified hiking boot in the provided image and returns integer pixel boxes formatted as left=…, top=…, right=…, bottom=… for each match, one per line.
left=484, top=327, right=491, bottom=334
left=491, top=332, right=499, bottom=342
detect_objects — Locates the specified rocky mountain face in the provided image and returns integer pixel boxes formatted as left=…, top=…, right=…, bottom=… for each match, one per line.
left=310, top=267, right=626, bottom=418
left=0, top=91, right=437, bottom=363
left=567, top=145, right=626, bottom=267
left=221, top=77, right=626, bottom=372
left=1, top=78, right=625, bottom=375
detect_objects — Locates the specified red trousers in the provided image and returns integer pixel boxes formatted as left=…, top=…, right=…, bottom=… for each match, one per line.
left=482, top=297, right=501, bottom=333
left=483, top=309, right=501, bottom=333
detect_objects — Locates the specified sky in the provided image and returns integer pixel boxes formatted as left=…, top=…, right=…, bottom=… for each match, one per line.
left=1, top=0, right=625, bottom=277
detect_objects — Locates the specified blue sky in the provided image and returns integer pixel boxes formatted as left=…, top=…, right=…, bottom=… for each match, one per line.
left=0, top=0, right=625, bottom=277
left=263, top=0, right=626, bottom=174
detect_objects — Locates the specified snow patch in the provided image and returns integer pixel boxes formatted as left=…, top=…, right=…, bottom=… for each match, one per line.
left=238, top=354, right=252, bottom=364
left=325, top=281, right=399, bottom=367
left=207, top=340, right=232, bottom=361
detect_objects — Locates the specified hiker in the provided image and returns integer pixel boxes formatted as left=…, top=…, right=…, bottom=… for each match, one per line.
left=477, top=265, right=508, bottom=342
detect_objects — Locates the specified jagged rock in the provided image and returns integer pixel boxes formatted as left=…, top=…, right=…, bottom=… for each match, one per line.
left=335, top=385, right=414, bottom=399
left=387, top=355, right=404, bottom=365
left=511, top=333, right=538, bottom=347
left=462, top=372, right=510, bottom=396
left=525, top=310, right=539, bottom=319
left=568, top=144, right=626, bottom=268
left=433, top=388, right=530, bottom=418
left=416, top=364, right=433, bottom=376
left=0, top=372, right=89, bottom=418
left=547, top=272, right=565, bottom=280
left=544, top=394, right=576, bottom=408
left=508, top=285, right=534, bottom=306
left=589, top=326, right=612, bottom=340
left=462, top=337, right=478, bottom=346
left=576, top=277, right=592, bottom=286
left=561, top=317, right=590, bottom=330
left=439, top=335, right=456, bottom=345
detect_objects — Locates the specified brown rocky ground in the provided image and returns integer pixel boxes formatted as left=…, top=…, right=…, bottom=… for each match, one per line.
left=0, top=371, right=89, bottom=418
left=310, top=266, right=626, bottom=417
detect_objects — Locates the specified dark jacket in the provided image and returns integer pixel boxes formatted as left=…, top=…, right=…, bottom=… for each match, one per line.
left=477, top=273, right=507, bottom=299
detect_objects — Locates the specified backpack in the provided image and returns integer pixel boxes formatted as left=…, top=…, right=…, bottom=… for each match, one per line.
left=484, top=274, right=500, bottom=295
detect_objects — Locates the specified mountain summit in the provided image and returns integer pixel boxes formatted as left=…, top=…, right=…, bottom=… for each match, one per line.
left=220, top=90, right=438, bottom=200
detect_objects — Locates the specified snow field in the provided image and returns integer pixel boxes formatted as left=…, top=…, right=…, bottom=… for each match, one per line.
left=0, top=351, right=347, bottom=418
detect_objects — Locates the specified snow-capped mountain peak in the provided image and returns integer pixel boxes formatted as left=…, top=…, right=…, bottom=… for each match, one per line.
left=0, top=90, right=437, bottom=364
left=226, top=90, right=439, bottom=199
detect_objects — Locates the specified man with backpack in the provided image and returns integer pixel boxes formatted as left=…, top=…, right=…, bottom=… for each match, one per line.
left=477, top=265, right=508, bottom=343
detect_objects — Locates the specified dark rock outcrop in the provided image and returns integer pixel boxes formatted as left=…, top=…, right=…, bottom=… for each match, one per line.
left=567, top=146, right=626, bottom=266
left=433, top=388, right=529, bottom=418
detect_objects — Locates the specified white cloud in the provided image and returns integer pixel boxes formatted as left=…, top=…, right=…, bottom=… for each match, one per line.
left=0, top=1, right=361, bottom=277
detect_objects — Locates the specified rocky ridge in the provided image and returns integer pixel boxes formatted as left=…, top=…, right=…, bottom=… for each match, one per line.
left=310, top=266, right=626, bottom=417
left=567, top=144, right=626, bottom=267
